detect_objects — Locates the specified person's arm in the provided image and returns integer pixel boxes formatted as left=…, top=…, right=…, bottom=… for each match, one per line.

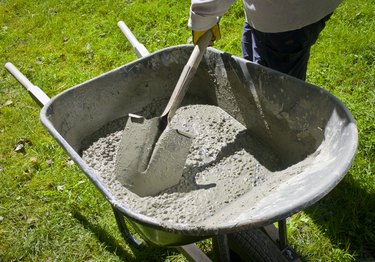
left=188, top=0, right=236, bottom=44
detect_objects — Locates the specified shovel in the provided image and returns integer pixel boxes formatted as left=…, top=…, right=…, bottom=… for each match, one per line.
left=115, top=30, right=213, bottom=196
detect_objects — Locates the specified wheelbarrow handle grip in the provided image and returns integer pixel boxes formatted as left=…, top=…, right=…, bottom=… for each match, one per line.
left=117, top=21, right=150, bottom=58
left=5, top=62, right=50, bottom=107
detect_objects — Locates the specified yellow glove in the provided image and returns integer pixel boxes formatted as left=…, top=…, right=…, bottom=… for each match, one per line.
left=192, top=23, right=221, bottom=46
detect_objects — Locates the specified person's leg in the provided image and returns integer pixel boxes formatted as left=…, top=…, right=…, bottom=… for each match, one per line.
left=242, top=14, right=332, bottom=80
left=241, top=22, right=254, bottom=61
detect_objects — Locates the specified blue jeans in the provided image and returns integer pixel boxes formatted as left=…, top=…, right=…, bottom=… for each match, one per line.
left=241, top=15, right=331, bottom=80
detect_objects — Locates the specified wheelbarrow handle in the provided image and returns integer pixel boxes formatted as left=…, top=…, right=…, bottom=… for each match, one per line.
left=5, top=62, right=50, bottom=107
left=117, top=21, right=150, bottom=58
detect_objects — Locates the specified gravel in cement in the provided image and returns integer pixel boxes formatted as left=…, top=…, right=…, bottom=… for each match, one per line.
left=81, top=104, right=284, bottom=225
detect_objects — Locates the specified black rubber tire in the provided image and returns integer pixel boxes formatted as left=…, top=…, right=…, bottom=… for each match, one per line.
left=227, top=228, right=287, bottom=262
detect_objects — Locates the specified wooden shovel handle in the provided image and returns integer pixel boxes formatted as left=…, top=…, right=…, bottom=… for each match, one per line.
left=161, top=30, right=213, bottom=121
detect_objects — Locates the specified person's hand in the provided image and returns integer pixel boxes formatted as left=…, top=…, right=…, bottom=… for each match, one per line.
left=192, top=23, right=221, bottom=46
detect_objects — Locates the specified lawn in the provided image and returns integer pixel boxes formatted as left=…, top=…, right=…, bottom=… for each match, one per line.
left=0, top=0, right=374, bottom=261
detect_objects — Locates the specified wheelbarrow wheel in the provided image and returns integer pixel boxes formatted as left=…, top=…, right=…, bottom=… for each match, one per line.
left=228, top=228, right=287, bottom=262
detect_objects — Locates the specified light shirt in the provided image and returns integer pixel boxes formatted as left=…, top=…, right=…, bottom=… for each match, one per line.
left=189, top=0, right=342, bottom=33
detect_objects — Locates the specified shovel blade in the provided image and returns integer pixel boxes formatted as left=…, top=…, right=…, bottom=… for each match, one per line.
left=115, top=115, right=193, bottom=196
left=139, top=126, right=193, bottom=196
left=115, top=115, right=160, bottom=186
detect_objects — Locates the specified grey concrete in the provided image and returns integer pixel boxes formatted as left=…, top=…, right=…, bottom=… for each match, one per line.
left=37, top=46, right=357, bottom=246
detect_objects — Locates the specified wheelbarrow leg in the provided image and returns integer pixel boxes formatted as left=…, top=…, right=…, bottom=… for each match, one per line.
left=111, top=205, right=144, bottom=246
left=263, top=219, right=300, bottom=262
left=213, top=234, right=231, bottom=262
left=278, top=219, right=288, bottom=249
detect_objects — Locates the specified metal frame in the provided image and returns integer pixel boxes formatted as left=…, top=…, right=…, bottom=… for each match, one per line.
left=111, top=200, right=300, bottom=261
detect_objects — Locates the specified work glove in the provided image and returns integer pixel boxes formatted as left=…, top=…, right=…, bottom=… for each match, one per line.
left=192, top=23, right=221, bottom=46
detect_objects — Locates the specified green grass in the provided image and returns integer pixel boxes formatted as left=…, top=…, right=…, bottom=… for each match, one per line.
left=0, top=0, right=374, bottom=261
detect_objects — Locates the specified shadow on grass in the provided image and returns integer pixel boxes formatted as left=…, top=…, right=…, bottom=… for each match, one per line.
left=306, top=174, right=375, bottom=260
left=71, top=209, right=174, bottom=261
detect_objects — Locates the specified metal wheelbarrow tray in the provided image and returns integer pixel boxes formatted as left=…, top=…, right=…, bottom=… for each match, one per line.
left=6, top=23, right=358, bottom=258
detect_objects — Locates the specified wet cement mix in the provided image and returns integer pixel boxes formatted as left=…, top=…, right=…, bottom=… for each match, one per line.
left=81, top=103, right=290, bottom=226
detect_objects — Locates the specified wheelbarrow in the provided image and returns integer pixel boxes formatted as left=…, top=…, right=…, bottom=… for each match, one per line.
left=5, top=21, right=358, bottom=261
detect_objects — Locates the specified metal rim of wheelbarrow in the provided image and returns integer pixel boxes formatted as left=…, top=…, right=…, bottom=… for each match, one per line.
left=39, top=45, right=358, bottom=237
